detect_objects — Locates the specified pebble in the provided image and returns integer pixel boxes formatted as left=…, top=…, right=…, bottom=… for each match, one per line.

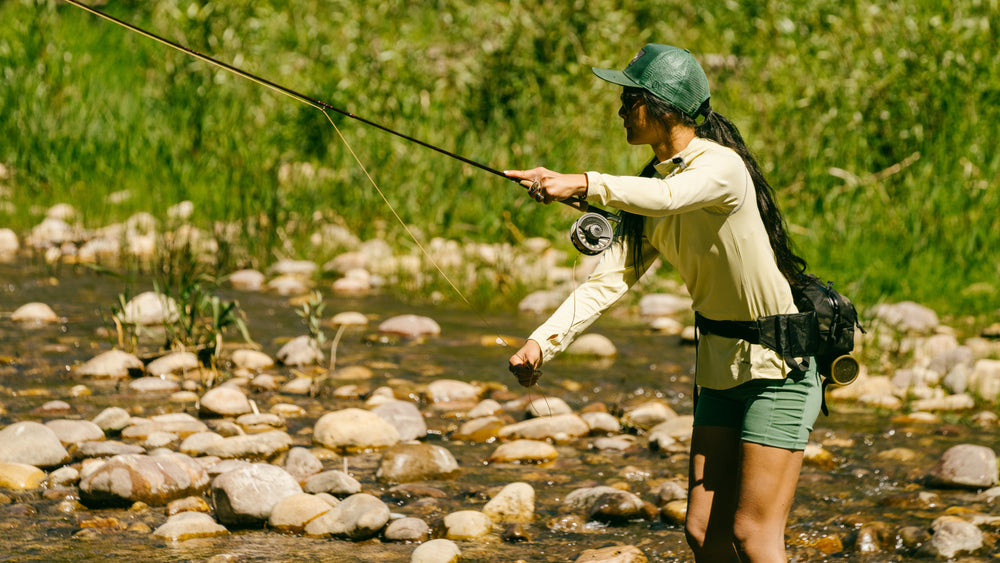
left=0, top=421, right=71, bottom=467
left=384, top=516, right=430, bottom=542
left=378, top=314, right=441, bottom=338
left=488, top=440, right=558, bottom=464
left=11, top=302, right=59, bottom=323
left=268, top=492, right=334, bottom=532
left=482, top=482, right=535, bottom=524
left=313, top=408, right=401, bottom=452
left=426, top=379, right=480, bottom=403
left=303, top=492, right=390, bottom=539
left=575, top=545, right=648, bottom=563
left=147, top=351, right=200, bottom=376
left=45, top=419, right=105, bottom=447
left=199, top=385, right=253, bottom=417
left=153, top=511, right=229, bottom=541
left=498, top=414, right=590, bottom=442
left=122, top=291, right=180, bottom=325
left=276, top=335, right=324, bottom=366
left=443, top=510, right=492, bottom=539
left=303, top=470, right=362, bottom=496
left=212, top=463, right=302, bottom=526
left=79, top=452, right=210, bottom=506
left=75, top=349, right=144, bottom=379
left=0, top=462, right=46, bottom=490
left=410, top=538, right=461, bottom=563
left=927, top=444, right=999, bottom=489
left=228, top=269, right=266, bottom=291
left=565, top=333, right=617, bottom=357
left=231, top=349, right=275, bottom=370
left=376, top=443, right=460, bottom=484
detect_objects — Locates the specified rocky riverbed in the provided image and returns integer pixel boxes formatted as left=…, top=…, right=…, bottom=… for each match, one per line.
left=1, top=208, right=1000, bottom=562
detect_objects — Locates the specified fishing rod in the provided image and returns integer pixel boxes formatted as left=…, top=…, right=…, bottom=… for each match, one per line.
left=62, top=0, right=619, bottom=255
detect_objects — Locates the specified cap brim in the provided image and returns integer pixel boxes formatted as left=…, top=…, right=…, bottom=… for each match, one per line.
left=592, top=67, right=642, bottom=88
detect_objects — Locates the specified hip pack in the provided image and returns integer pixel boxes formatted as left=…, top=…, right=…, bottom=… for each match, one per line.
left=695, top=274, right=865, bottom=386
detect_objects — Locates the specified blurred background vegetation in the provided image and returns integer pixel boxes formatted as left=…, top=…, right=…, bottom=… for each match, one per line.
left=1, top=0, right=997, bottom=319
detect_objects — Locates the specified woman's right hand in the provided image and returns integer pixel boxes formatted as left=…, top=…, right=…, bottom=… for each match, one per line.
left=508, top=339, right=543, bottom=387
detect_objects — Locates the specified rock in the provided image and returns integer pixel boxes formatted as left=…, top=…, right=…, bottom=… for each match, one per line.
left=488, top=440, right=558, bottom=464
left=622, top=401, right=678, bottom=430
left=526, top=396, right=573, bottom=417
left=75, top=349, right=144, bottom=379
left=331, top=311, right=368, bottom=327
left=0, top=462, right=47, bottom=490
left=235, top=413, right=284, bottom=433
left=371, top=400, right=427, bottom=441
left=660, top=499, right=687, bottom=526
left=582, top=411, right=621, bottom=435
left=268, top=493, right=334, bottom=532
left=518, top=290, right=567, bottom=314
left=284, top=447, right=324, bottom=483
left=482, top=482, right=535, bottom=524
left=266, top=274, right=313, bottom=295
left=122, top=291, right=180, bottom=325
left=871, top=301, right=939, bottom=333
left=384, top=516, right=430, bottom=542
left=147, top=352, right=200, bottom=376
left=647, top=416, right=695, bottom=449
left=45, top=419, right=105, bottom=447
left=575, top=544, right=648, bottom=562
left=313, top=408, right=401, bottom=452
left=444, top=510, right=492, bottom=539
left=498, top=414, right=590, bottom=442
left=122, top=414, right=208, bottom=440
left=11, top=302, right=58, bottom=323
left=927, top=444, right=999, bottom=489
left=167, top=496, right=212, bottom=516
left=410, top=538, right=461, bottom=563
left=0, top=421, right=71, bottom=468
left=199, top=385, right=253, bottom=417
left=153, top=511, right=229, bottom=541
left=593, top=435, right=639, bottom=452
left=303, top=470, right=362, bottom=496
left=73, top=440, right=145, bottom=459
left=426, top=379, right=480, bottom=404
left=276, top=335, right=324, bottom=366
left=927, top=515, right=983, bottom=559
left=228, top=269, right=266, bottom=291
left=564, top=486, right=648, bottom=524
left=199, top=431, right=293, bottom=460
left=453, top=416, right=506, bottom=442
left=376, top=443, right=460, bottom=484
left=0, top=228, right=19, bottom=260
left=304, top=493, right=390, bottom=539
left=378, top=315, right=441, bottom=338
left=48, top=465, right=80, bottom=487
left=565, top=333, right=617, bottom=358
left=638, top=293, right=692, bottom=318
left=231, top=349, right=274, bottom=370
left=128, top=376, right=181, bottom=394
left=212, top=463, right=302, bottom=526
left=467, top=399, right=503, bottom=418
left=92, top=407, right=132, bottom=433
left=970, top=359, right=1000, bottom=402
left=80, top=453, right=210, bottom=506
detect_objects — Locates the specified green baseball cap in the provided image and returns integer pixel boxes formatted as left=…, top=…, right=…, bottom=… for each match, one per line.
left=592, top=44, right=710, bottom=119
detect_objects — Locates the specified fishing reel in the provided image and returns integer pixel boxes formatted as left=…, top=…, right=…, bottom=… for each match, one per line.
left=569, top=208, right=620, bottom=255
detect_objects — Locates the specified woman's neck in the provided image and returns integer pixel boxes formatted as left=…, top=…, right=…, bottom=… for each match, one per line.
left=651, top=126, right=696, bottom=163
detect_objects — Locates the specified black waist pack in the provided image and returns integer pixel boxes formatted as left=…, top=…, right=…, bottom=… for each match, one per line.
left=695, top=274, right=865, bottom=386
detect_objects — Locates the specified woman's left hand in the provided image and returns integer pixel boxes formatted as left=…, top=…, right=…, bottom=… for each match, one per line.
left=504, top=167, right=588, bottom=204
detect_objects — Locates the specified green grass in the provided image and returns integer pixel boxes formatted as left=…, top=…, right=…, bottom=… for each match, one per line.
left=1, top=0, right=998, bottom=322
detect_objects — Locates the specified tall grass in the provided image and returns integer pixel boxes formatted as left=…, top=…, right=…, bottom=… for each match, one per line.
left=1, top=0, right=998, bottom=318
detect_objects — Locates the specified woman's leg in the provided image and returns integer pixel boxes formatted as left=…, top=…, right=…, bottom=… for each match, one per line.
left=686, top=424, right=742, bottom=563
left=732, top=442, right=804, bottom=562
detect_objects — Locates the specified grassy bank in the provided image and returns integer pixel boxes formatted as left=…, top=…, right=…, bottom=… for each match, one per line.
left=2, top=0, right=998, bottom=319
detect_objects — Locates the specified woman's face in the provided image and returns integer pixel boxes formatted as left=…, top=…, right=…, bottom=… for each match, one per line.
left=619, top=89, right=665, bottom=146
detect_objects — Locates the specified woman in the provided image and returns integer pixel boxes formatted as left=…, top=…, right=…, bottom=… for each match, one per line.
left=505, top=44, right=819, bottom=563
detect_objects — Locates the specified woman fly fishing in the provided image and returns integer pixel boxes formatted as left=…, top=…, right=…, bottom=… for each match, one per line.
left=505, top=44, right=819, bottom=563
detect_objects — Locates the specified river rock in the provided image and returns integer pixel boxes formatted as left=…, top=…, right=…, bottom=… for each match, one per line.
left=304, top=492, right=390, bottom=539
left=198, top=385, right=253, bottom=417
left=375, top=443, right=460, bottom=484
left=284, top=447, right=323, bottom=482
left=564, top=486, right=648, bottom=524
left=199, top=430, right=292, bottom=460
left=371, top=400, right=427, bottom=441
left=303, top=470, right=362, bottom=496
left=482, top=482, right=535, bottom=524
left=453, top=416, right=506, bottom=442
left=384, top=516, right=430, bottom=542
left=231, top=349, right=274, bottom=371
left=313, top=408, right=401, bottom=452
left=871, top=301, right=939, bottom=333
left=0, top=421, right=70, bottom=468
left=75, top=349, right=144, bottom=379
left=122, top=413, right=208, bottom=440
left=927, top=444, right=999, bottom=489
left=45, top=419, right=105, bottom=447
left=498, top=414, right=590, bottom=442
left=576, top=544, right=648, bottom=563
left=426, top=379, right=480, bottom=404
left=276, top=335, right=324, bottom=366
left=212, top=463, right=302, bottom=526
left=582, top=411, right=622, bottom=435
left=266, top=274, right=313, bottom=295
left=128, top=376, right=181, bottom=394
left=0, top=462, right=46, bottom=490
left=11, top=302, right=58, bottom=324
left=566, top=333, right=617, bottom=358
left=468, top=399, right=503, bottom=418
left=639, top=293, right=692, bottom=318
left=235, top=413, right=284, bottom=433
left=153, top=511, right=229, bottom=541
left=969, top=359, right=1000, bottom=402
left=518, top=290, right=567, bottom=314
left=927, top=515, right=983, bottom=558
left=79, top=452, right=210, bottom=506
left=647, top=416, right=695, bottom=449
left=73, top=440, right=144, bottom=460
left=122, top=291, right=180, bottom=325
left=331, top=311, right=368, bottom=326
left=92, top=407, right=132, bottom=433
left=443, top=510, right=492, bottom=539
left=48, top=465, right=80, bottom=487
left=268, top=492, right=334, bottom=532
left=411, top=538, right=461, bottom=563
left=0, top=228, right=18, bottom=260
left=378, top=314, right=440, bottom=338
left=147, top=351, right=199, bottom=376
left=228, top=269, right=266, bottom=291
left=527, top=396, right=572, bottom=417
left=622, top=401, right=678, bottom=430
left=487, top=440, right=558, bottom=464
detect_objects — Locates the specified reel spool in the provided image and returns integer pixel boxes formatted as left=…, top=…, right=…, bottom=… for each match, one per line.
left=570, top=212, right=615, bottom=255
left=826, top=354, right=860, bottom=386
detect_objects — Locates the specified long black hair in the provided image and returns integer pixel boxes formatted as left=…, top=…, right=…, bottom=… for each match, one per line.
left=618, top=87, right=807, bottom=287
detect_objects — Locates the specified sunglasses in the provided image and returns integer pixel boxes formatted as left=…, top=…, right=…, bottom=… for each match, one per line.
left=620, top=91, right=645, bottom=112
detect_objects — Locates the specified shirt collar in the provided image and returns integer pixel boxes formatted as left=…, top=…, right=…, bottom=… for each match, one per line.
left=652, top=137, right=714, bottom=176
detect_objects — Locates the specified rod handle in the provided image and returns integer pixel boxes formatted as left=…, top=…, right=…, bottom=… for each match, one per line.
left=517, top=179, right=589, bottom=212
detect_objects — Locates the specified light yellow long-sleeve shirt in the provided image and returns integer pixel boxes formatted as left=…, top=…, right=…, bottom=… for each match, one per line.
left=527, top=137, right=797, bottom=390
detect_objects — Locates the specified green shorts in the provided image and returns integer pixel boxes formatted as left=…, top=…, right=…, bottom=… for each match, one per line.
left=693, top=361, right=822, bottom=450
